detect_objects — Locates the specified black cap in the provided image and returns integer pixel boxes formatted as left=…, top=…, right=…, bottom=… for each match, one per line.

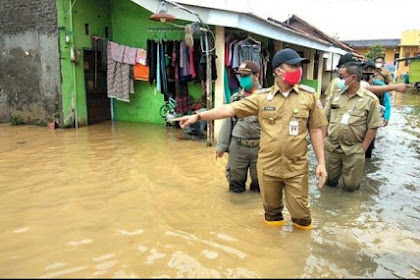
left=337, top=53, right=361, bottom=68
left=362, top=60, right=376, bottom=70
left=272, top=48, right=310, bottom=70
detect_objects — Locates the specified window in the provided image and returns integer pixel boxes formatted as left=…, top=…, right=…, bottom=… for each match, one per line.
left=105, top=26, right=109, bottom=38
left=394, top=53, right=399, bottom=63
left=85, top=23, right=90, bottom=36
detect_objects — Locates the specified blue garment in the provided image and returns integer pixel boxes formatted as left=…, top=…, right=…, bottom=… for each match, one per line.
left=159, top=41, right=168, bottom=100
left=373, top=79, right=391, bottom=121
left=156, top=43, right=161, bottom=93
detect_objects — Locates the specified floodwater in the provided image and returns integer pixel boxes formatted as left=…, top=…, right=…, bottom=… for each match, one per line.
left=0, top=91, right=419, bottom=278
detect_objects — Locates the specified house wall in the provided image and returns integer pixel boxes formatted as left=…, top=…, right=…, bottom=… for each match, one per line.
left=398, top=30, right=420, bottom=76
left=110, top=0, right=203, bottom=125
left=353, top=47, right=399, bottom=64
left=56, top=0, right=112, bottom=127
left=0, top=0, right=62, bottom=125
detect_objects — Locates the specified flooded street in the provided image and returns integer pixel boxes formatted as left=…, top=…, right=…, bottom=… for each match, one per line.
left=0, top=92, right=419, bottom=278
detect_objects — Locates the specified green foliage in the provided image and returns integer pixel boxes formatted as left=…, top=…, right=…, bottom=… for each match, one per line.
left=10, top=115, right=24, bottom=125
left=365, top=45, right=386, bottom=61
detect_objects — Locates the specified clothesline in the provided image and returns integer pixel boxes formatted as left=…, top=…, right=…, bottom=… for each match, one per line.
left=147, top=27, right=184, bottom=32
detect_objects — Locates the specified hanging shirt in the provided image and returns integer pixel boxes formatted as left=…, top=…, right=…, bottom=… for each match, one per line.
left=231, top=40, right=242, bottom=69
left=239, top=40, right=261, bottom=65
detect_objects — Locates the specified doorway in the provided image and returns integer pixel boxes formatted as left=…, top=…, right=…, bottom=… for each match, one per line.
left=83, top=49, right=111, bottom=125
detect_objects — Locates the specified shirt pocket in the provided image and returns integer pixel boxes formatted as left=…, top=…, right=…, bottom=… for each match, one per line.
left=261, top=110, right=278, bottom=125
left=349, top=110, right=367, bottom=126
left=295, top=110, right=309, bottom=133
left=329, top=107, right=340, bottom=123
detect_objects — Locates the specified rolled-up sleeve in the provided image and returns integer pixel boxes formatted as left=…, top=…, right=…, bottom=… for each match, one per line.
left=308, top=96, right=329, bottom=129
left=367, top=99, right=383, bottom=129
left=230, top=94, right=259, bottom=119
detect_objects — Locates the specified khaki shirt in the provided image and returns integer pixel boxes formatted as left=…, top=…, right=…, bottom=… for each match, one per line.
left=324, top=77, right=339, bottom=97
left=374, top=68, right=393, bottom=84
left=216, top=90, right=261, bottom=153
left=324, top=84, right=383, bottom=155
left=231, top=83, right=328, bottom=178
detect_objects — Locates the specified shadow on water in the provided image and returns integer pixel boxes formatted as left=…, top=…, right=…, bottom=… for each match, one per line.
left=0, top=92, right=419, bottom=278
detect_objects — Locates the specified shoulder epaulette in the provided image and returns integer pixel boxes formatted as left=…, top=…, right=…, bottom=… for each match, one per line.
left=298, top=84, right=316, bottom=93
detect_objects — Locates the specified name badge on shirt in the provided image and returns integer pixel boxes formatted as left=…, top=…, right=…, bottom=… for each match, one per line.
left=289, top=119, right=299, bottom=136
left=341, top=113, right=350, bottom=125
left=264, top=106, right=276, bottom=111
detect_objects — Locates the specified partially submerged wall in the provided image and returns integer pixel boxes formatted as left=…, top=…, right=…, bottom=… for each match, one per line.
left=0, top=0, right=62, bottom=126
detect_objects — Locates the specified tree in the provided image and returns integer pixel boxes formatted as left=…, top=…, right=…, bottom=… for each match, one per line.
left=365, top=45, right=385, bottom=61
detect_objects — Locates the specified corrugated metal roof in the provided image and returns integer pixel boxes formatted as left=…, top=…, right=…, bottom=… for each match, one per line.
left=343, top=39, right=401, bottom=48
left=131, top=0, right=348, bottom=54
left=284, top=15, right=356, bottom=53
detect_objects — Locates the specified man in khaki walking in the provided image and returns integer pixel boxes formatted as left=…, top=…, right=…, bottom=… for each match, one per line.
left=174, top=48, right=328, bottom=230
left=323, top=62, right=383, bottom=191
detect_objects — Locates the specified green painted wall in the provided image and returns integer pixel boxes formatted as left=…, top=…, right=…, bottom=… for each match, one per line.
left=56, top=0, right=111, bottom=127
left=57, top=0, right=209, bottom=126
left=110, top=0, right=203, bottom=125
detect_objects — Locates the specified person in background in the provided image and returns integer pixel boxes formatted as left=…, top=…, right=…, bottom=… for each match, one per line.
left=361, top=60, right=391, bottom=158
left=322, top=62, right=383, bottom=191
left=324, top=53, right=409, bottom=103
left=374, top=56, right=393, bottom=85
left=216, top=61, right=261, bottom=193
left=174, top=48, right=328, bottom=230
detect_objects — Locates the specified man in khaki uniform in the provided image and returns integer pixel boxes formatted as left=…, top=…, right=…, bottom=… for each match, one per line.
left=374, top=56, right=393, bottom=85
left=174, top=49, right=328, bottom=230
left=324, top=53, right=360, bottom=99
left=216, top=61, right=262, bottom=193
left=323, top=62, right=383, bottom=191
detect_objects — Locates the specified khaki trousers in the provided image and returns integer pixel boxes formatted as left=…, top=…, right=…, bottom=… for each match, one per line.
left=258, top=172, right=311, bottom=226
left=325, top=148, right=365, bottom=191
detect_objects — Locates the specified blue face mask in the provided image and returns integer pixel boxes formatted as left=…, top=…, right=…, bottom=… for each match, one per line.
left=337, top=78, right=349, bottom=92
left=239, top=75, right=255, bottom=91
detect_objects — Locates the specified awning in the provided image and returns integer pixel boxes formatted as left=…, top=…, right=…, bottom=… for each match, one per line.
left=130, top=0, right=348, bottom=55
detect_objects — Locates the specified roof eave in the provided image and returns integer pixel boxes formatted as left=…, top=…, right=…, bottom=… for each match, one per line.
left=130, top=0, right=348, bottom=54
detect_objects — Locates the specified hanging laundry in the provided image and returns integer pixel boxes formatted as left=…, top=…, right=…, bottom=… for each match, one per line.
left=238, top=40, right=261, bottom=65
left=136, top=48, right=147, bottom=65
left=123, top=46, right=137, bottom=65
left=159, top=40, right=169, bottom=101
left=147, top=39, right=157, bottom=85
left=134, top=63, right=149, bottom=81
left=189, top=45, right=196, bottom=79
left=199, top=54, right=218, bottom=82
left=156, top=42, right=161, bottom=93
left=107, top=41, right=130, bottom=102
left=110, top=41, right=125, bottom=63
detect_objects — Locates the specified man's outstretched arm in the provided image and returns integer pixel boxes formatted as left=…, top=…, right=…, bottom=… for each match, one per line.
left=173, top=104, right=236, bottom=129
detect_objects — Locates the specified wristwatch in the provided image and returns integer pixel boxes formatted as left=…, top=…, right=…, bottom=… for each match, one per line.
left=195, top=112, right=202, bottom=121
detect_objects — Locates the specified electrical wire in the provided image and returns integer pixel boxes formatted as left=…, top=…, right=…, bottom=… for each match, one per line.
left=65, top=0, right=77, bottom=16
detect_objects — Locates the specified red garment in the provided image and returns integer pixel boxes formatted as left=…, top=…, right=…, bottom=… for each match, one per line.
left=225, top=40, right=230, bottom=67
left=176, top=95, right=190, bottom=114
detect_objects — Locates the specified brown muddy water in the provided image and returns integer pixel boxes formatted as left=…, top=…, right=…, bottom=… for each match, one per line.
left=0, top=92, right=419, bottom=278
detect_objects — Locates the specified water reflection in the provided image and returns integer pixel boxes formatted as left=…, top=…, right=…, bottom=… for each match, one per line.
left=0, top=92, right=419, bottom=278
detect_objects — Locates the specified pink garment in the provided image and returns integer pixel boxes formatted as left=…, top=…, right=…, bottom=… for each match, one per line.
left=123, top=46, right=137, bottom=65
left=136, top=48, right=147, bottom=65
left=189, top=45, right=196, bottom=78
left=110, top=41, right=125, bottom=63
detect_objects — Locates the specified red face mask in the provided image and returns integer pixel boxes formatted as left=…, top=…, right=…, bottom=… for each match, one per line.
left=280, top=67, right=302, bottom=86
